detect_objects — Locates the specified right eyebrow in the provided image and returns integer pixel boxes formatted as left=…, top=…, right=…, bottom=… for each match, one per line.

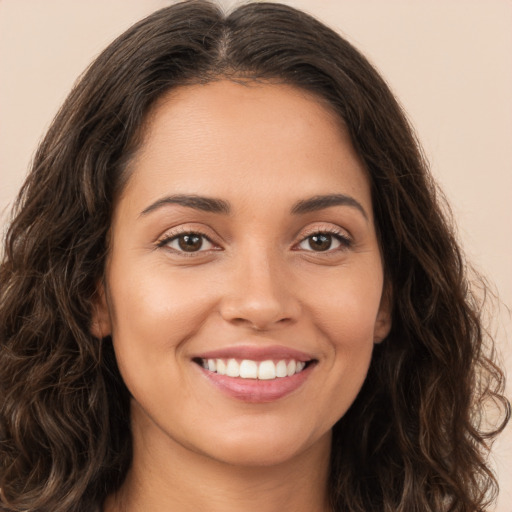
left=139, top=194, right=231, bottom=217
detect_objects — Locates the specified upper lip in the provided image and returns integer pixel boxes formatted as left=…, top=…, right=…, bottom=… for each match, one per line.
left=193, top=344, right=315, bottom=362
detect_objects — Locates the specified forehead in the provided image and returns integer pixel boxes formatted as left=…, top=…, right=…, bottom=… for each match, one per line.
left=122, top=80, right=372, bottom=217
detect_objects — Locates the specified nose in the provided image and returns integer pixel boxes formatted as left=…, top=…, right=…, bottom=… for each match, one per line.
left=219, top=248, right=301, bottom=331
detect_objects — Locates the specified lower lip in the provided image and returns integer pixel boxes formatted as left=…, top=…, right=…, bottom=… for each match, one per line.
left=196, top=363, right=315, bottom=403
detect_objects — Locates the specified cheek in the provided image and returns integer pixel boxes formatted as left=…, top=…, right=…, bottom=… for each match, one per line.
left=106, top=260, right=217, bottom=366
left=304, top=263, right=384, bottom=344
left=106, top=261, right=217, bottom=422
left=305, top=264, right=383, bottom=405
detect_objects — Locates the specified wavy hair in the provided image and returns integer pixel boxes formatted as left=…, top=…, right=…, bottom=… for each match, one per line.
left=0, top=1, right=509, bottom=511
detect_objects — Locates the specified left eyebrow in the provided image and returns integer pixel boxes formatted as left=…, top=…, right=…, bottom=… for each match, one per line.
left=291, top=194, right=369, bottom=220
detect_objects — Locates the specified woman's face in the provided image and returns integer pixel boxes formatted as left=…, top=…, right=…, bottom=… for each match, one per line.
left=94, top=81, right=391, bottom=467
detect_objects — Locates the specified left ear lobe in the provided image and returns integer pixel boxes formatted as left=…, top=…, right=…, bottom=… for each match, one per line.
left=374, top=286, right=392, bottom=344
left=90, top=281, right=112, bottom=339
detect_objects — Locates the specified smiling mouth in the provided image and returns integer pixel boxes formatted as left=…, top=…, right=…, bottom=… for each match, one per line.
left=193, top=358, right=314, bottom=380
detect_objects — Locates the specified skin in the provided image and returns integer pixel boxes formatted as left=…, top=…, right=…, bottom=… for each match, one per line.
left=94, top=80, right=391, bottom=512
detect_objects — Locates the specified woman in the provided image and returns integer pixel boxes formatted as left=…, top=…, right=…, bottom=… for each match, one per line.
left=0, top=1, right=509, bottom=511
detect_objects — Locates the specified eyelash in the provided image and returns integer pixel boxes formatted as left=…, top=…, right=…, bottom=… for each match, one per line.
left=296, top=227, right=352, bottom=253
left=156, top=227, right=352, bottom=255
left=156, top=227, right=217, bottom=257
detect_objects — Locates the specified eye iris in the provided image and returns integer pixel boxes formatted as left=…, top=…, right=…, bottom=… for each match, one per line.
left=309, top=234, right=332, bottom=251
left=178, top=234, right=203, bottom=252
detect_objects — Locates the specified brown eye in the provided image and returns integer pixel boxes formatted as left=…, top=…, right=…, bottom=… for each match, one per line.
left=307, top=234, right=333, bottom=251
left=178, top=234, right=203, bottom=252
left=161, top=232, right=215, bottom=253
left=297, top=231, right=351, bottom=252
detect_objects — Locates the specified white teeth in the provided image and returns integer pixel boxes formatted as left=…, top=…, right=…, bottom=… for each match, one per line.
left=201, top=358, right=309, bottom=380
left=239, top=359, right=258, bottom=378
left=258, top=360, right=276, bottom=380
left=216, top=359, right=226, bottom=375
left=226, top=358, right=240, bottom=377
left=276, top=360, right=287, bottom=378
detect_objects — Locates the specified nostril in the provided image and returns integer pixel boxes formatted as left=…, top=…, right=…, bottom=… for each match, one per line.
left=219, top=291, right=301, bottom=331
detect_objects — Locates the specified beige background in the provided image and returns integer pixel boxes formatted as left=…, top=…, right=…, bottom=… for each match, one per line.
left=1, top=0, right=511, bottom=509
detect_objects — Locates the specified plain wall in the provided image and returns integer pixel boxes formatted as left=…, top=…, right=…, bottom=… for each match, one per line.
left=1, top=0, right=511, bottom=509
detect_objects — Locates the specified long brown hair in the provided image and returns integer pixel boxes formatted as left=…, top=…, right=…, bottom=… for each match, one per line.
left=1, top=2, right=509, bottom=511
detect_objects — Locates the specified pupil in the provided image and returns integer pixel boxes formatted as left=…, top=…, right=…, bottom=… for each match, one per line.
left=178, top=234, right=202, bottom=252
left=310, top=234, right=331, bottom=251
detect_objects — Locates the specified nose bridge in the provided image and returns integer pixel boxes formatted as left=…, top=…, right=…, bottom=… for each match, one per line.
left=219, top=237, right=299, bottom=329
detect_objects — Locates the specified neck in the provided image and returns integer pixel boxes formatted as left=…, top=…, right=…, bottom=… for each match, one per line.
left=104, top=406, right=332, bottom=512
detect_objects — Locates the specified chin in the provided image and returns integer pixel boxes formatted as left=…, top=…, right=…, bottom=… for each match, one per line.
left=193, top=424, right=332, bottom=468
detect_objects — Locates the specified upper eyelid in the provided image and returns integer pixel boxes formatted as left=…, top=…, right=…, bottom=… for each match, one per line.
left=155, top=228, right=220, bottom=251
left=296, top=224, right=352, bottom=241
left=157, top=231, right=216, bottom=248
left=156, top=224, right=218, bottom=243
